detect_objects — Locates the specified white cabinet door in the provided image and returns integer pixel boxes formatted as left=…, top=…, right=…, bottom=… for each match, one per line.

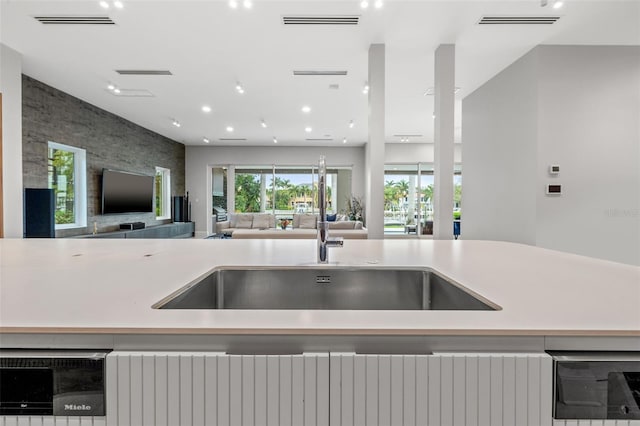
left=329, top=352, right=553, bottom=426
left=106, top=351, right=329, bottom=426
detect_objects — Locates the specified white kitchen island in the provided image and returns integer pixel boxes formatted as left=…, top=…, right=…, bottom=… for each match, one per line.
left=1, top=239, right=639, bottom=426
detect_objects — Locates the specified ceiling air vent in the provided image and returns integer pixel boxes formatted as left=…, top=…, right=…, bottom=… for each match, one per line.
left=293, top=70, right=348, bottom=76
left=283, top=15, right=359, bottom=25
left=106, top=89, right=155, bottom=97
left=219, top=138, right=247, bottom=141
left=478, top=16, right=560, bottom=25
left=306, top=138, right=334, bottom=142
left=115, top=70, right=173, bottom=76
left=34, top=16, right=115, bottom=25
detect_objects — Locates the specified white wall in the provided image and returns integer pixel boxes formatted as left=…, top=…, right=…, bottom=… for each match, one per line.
left=462, top=45, right=640, bottom=266
left=186, top=146, right=365, bottom=235
left=535, top=46, right=640, bottom=265
left=0, top=44, right=23, bottom=238
left=462, top=49, right=539, bottom=245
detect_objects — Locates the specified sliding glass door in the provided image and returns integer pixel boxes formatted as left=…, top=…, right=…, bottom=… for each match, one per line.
left=384, top=163, right=461, bottom=238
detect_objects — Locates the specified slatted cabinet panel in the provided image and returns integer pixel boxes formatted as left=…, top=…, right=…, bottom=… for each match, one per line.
left=329, top=353, right=553, bottom=426
left=105, top=351, right=329, bottom=426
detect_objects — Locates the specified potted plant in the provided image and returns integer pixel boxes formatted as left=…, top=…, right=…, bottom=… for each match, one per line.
left=345, top=196, right=364, bottom=223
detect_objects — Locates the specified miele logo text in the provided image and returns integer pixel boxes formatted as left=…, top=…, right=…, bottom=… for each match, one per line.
left=64, top=404, right=92, bottom=411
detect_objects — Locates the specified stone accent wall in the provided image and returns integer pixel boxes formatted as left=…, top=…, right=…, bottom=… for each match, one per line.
left=22, top=75, right=185, bottom=237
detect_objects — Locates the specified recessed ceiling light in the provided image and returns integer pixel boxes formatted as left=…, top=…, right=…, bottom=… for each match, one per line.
left=99, top=1, right=109, bottom=9
left=235, top=83, right=245, bottom=94
left=201, top=105, right=211, bottom=113
left=432, top=113, right=436, bottom=119
left=349, top=120, right=355, bottom=129
left=107, top=84, right=115, bottom=90
left=226, top=126, right=234, bottom=132
left=273, top=137, right=278, bottom=144
left=374, top=0, right=383, bottom=9
left=362, top=83, right=369, bottom=94
left=229, top=0, right=238, bottom=8
left=343, top=138, right=347, bottom=144
left=360, top=0, right=369, bottom=9
left=243, top=0, right=252, bottom=9
left=172, top=120, right=181, bottom=128
left=113, top=88, right=121, bottom=94
left=261, top=119, right=267, bottom=128
left=113, top=0, right=123, bottom=9
left=301, top=105, right=311, bottom=113
left=553, top=0, right=564, bottom=8
left=305, top=126, right=312, bottom=133
left=203, top=137, right=210, bottom=144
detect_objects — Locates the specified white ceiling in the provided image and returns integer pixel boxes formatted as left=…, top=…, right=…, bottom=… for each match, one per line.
left=1, top=0, right=638, bottom=147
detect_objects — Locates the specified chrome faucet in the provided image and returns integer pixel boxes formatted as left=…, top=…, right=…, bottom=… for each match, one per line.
left=317, top=155, right=343, bottom=263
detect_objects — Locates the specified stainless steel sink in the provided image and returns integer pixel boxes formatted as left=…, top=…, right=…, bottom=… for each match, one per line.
left=154, top=267, right=499, bottom=311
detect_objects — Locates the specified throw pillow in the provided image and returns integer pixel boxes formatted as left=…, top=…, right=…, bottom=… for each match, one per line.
left=326, top=213, right=337, bottom=222
left=329, top=221, right=353, bottom=230
left=252, top=214, right=272, bottom=229
left=235, top=214, right=253, bottom=229
left=229, top=213, right=238, bottom=228
left=354, top=221, right=364, bottom=229
left=299, top=214, right=318, bottom=229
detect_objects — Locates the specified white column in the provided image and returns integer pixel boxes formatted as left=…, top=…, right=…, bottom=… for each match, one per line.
left=1, top=44, right=23, bottom=238
left=433, top=44, right=455, bottom=240
left=227, top=166, right=235, bottom=213
left=366, top=44, right=386, bottom=239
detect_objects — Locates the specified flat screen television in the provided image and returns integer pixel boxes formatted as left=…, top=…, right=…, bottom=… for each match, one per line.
left=101, top=169, right=154, bottom=214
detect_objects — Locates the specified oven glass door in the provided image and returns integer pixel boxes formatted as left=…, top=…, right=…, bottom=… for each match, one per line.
left=555, top=359, right=640, bottom=420
left=0, top=368, right=54, bottom=415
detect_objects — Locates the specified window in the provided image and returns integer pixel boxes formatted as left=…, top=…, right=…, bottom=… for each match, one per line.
left=47, top=142, right=87, bottom=229
left=221, top=164, right=352, bottom=223
left=383, top=163, right=462, bottom=237
left=155, top=167, right=171, bottom=219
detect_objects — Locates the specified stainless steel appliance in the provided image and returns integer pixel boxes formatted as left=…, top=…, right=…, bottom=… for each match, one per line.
left=551, top=351, right=640, bottom=420
left=0, top=350, right=109, bottom=416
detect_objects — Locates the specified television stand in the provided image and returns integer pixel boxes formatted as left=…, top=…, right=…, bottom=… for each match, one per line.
left=75, top=222, right=194, bottom=239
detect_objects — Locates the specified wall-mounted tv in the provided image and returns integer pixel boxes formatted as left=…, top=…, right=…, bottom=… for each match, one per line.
left=101, top=169, right=154, bottom=214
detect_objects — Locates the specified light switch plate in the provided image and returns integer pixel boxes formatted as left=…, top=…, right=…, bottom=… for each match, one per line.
left=546, top=184, right=562, bottom=195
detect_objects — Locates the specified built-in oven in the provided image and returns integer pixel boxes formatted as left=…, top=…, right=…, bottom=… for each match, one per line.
left=0, top=350, right=109, bottom=417
left=550, top=351, right=640, bottom=420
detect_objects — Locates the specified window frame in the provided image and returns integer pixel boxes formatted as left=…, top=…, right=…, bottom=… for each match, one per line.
left=47, top=141, right=87, bottom=230
left=155, top=166, right=171, bottom=220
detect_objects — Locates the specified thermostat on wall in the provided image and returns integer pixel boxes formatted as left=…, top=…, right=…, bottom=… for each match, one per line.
left=546, top=184, right=562, bottom=195
left=549, top=165, right=560, bottom=175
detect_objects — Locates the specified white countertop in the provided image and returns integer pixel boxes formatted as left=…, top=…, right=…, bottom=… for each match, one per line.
left=0, top=239, right=639, bottom=336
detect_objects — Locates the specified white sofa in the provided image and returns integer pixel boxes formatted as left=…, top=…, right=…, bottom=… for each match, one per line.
left=216, top=213, right=367, bottom=239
